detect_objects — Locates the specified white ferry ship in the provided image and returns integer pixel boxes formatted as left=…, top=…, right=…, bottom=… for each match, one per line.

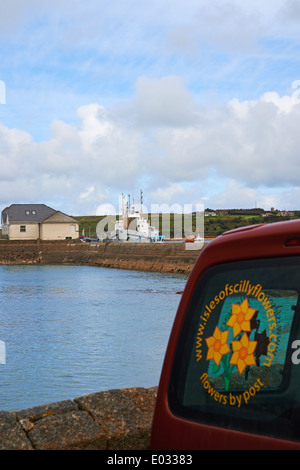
left=110, top=190, right=162, bottom=243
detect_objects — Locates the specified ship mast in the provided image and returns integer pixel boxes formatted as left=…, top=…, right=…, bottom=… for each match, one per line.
left=126, top=201, right=129, bottom=229
left=140, top=189, right=143, bottom=218
left=122, top=193, right=126, bottom=229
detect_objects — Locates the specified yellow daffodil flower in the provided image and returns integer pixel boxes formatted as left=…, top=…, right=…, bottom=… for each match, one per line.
left=206, top=326, right=230, bottom=366
left=227, top=298, right=257, bottom=337
left=230, top=333, right=257, bottom=375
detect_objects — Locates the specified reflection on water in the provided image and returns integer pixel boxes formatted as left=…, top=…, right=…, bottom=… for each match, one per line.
left=0, top=265, right=187, bottom=411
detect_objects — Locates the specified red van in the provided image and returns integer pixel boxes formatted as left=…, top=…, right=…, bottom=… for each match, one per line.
left=151, top=220, right=300, bottom=450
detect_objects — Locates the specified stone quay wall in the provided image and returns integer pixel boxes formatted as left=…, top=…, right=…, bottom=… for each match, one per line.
left=0, top=387, right=157, bottom=450
left=0, top=239, right=202, bottom=274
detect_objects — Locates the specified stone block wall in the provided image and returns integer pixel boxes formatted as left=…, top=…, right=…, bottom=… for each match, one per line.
left=0, top=387, right=157, bottom=450
left=0, top=240, right=201, bottom=274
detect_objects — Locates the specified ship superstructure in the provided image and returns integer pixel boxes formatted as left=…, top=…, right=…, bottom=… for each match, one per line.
left=111, top=190, right=161, bottom=243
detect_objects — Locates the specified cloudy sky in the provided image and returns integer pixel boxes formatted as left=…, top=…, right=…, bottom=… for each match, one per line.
left=1, top=0, right=300, bottom=216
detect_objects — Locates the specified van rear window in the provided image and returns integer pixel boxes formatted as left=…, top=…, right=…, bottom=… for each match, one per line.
left=169, top=257, right=300, bottom=442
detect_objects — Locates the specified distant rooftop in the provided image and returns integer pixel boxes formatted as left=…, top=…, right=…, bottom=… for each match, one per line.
left=2, top=204, right=56, bottom=223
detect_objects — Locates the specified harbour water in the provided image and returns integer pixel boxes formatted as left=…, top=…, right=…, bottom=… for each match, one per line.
left=0, top=264, right=187, bottom=411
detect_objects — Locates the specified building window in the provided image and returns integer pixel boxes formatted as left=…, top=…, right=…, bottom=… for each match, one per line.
left=25, top=210, right=30, bottom=215
left=31, top=210, right=36, bottom=215
left=20, top=226, right=26, bottom=232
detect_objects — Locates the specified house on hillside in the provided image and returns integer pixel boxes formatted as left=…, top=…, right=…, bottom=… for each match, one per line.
left=1, top=204, right=79, bottom=241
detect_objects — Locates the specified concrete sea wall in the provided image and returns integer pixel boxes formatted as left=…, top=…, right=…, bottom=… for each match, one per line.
left=0, top=387, right=157, bottom=450
left=0, top=239, right=202, bottom=274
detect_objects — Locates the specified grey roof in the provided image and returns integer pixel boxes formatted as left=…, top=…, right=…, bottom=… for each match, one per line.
left=2, top=204, right=57, bottom=223
left=42, top=211, right=79, bottom=224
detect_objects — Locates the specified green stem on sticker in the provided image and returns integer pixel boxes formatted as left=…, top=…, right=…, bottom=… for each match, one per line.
left=222, top=353, right=234, bottom=391
left=224, top=376, right=231, bottom=392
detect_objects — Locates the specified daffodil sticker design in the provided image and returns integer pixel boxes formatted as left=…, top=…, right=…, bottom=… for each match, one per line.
left=197, top=283, right=285, bottom=406
left=206, top=327, right=230, bottom=366
left=227, top=299, right=257, bottom=337
left=230, top=333, right=257, bottom=375
left=204, top=298, right=266, bottom=391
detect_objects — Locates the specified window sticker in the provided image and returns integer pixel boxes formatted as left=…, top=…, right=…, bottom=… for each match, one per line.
left=195, top=281, right=297, bottom=408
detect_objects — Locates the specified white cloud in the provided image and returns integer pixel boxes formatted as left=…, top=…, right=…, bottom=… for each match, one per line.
left=2, top=77, right=300, bottom=214
left=260, top=187, right=300, bottom=211
left=77, top=104, right=113, bottom=153
left=131, top=76, right=197, bottom=127
left=192, top=1, right=263, bottom=53
left=261, top=89, right=300, bottom=113
left=2, top=0, right=300, bottom=215
left=96, top=203, right=117, bottom=216
left=210, top=180, right=259, bottom=209
left=0, top=125, right=33, bottom=180
left=131, top=82, right=300, bottom=191
left=150, top=183, right=185, bottom=205
left=276, top=0, right=300, bottom=24
left=80, top=186, right=95, bottom=200
left=210, top=183, right=300, bottom=212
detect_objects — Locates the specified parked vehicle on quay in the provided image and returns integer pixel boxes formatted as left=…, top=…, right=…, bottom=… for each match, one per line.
left=151, top=220, right=300, bottom=450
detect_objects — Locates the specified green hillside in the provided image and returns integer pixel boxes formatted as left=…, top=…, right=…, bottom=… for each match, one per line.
left=74, top=209, right=300, bottom=239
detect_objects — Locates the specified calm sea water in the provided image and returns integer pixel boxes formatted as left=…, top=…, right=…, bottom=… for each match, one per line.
left=0, top=265, right=187, bottom=411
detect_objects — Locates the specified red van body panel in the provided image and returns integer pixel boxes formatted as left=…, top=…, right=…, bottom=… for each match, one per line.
left=150, top=220, right=300, bottom=450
